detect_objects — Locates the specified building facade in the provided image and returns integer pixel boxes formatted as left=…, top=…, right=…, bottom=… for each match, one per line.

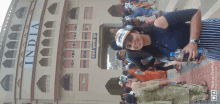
left=0, top=0, right=124, bottom=104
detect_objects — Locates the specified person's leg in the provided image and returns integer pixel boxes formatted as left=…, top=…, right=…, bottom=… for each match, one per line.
left=182, top=84, right=208, bottom=94
left=156, top=65, right=175, bottom=71
left=189, top=93, right=207, bottom=102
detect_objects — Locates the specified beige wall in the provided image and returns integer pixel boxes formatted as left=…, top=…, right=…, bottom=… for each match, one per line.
left=0, top=0, right=123, bottom=103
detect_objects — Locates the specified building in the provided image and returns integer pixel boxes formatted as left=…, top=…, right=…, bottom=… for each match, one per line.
left=0, top=0, right=125, bottom=104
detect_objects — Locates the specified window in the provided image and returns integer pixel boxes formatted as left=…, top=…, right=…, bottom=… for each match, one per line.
left=64, top=41, right=80, bottom=48
left=44, top=21, right=56, bottom=28
left=36, top=75, right=50, bottom=93
left=8, top=33, right=20, bottom=40
left=43, top=30, right=55, bottom=37
left=72, top=42, right=76, bottom=48
left=6, top=41, right=19, bottom=49
left=82, top=32, right=91, bottom=39
left=11, top=25, right=22, bottom=31
left=65, top=32, right=76, bottom=40
left=81, top=50, right=89, bottom=58
left=48, top=3, right=59, bottom=14
left=71, top=60, right=74, bottom=67
left=84, top=7, right=93, bottom=19
left=2, top=60, right=15, bottom=68
left=4, top=50, right=17, bottom=58
left=66, top=24, right=77, bottom=31
left=80, top=60, right=89, bottom=68
left=39, top=58, right=52, bottom=66
left=15, top=7, right=27, bottom=18
left=63, top=60, right=75, bottom=68
left=1, top=74, right=13, bottom=91
left=72, top=51, right=75, bottom=58
left=41, top=39, right=54, bottom=46
left=83, top=51, right=86, bottom=58
left=62, top=50, right=74, bottom=58
left=81, top=41, right=90, bottom=48
left=83, top=24, right=91, bottom=31
left=60, top=73, right=73, bottom=91
left=69, top=7, right=80, bottom=19
left=40, top=48, right=53, bottom=56
left=79, top=74, right=88, bottom=91
left=73, top=33, right=76, bottom=39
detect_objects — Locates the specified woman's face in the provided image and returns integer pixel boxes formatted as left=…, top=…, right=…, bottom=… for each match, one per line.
left=124, top=31, right=144, bottom=50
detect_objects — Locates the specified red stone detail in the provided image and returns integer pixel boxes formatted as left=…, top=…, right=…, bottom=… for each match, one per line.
left=19, top=61, right=23, bottom=68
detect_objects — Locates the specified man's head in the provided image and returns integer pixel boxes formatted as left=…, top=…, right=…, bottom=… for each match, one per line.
left=123, top=87, right=132, bottom=93
left=128, top=63, right=138, bottom=71
left=110, top=28, right=119, bottom=34
left=117, top=49, right=127, bottom=60
left=122, top=70, right=129, bottom=76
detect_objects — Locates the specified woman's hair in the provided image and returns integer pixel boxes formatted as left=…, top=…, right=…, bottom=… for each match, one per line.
left=110, top=40, right=122, bottom=51
left=123, top=87, right=132, bottom=93
left=125, top=94, right=137, bottom=104
left=128, top=63, right=136, bottom=69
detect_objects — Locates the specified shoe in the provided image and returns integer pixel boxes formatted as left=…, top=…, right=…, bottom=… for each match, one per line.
left=177, top=81, right=186, bottom=85
left=205, top=94, right=210, bottom=101
left=175, top=64, right=182, bottom=73
left=201, top=81, right=209, bottom=94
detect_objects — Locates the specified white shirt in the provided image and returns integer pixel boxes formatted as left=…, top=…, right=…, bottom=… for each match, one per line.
left=124, top=3, right=135, bottom=9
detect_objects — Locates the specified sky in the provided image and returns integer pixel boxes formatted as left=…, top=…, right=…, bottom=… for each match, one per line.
left=0, top=0, right=12, bottom=32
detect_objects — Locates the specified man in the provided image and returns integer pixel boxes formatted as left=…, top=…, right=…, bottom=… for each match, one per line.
left=124, top=80, right=209, bottom=104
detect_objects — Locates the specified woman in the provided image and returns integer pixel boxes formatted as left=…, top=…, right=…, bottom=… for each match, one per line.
left=125, top=80, right=210, bottom=104
left=115, top=9, right=217, bottom=64
left=126, top=63, right=167, bottom=82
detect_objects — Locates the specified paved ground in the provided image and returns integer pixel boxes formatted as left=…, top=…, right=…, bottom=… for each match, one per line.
left=155, top=0, right=220, bottom=103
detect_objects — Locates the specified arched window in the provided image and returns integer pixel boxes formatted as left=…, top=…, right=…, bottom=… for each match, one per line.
left=60, top=73, right=73, bottom=91
left=43, top=30, right=55, bottom=37
left=4, top=50, right=17, bottom=58
left=11, top=25, right=22, bottom=31
left=2, top=60, right=16, bottom=68
left=36, top=75, right=50, bottom=93
left=62, top=50, right=75, bottom=58
left=48, top=3, right=58, bottom=14
left=6, top=41, right=19, bottom=49
left=44, top=21, right=56, bottom=28
left=1, top=74, right=13, bottom=91
left=41, top=39, right=54, bottom=46
left=15, top=7, right=27, bottom=18
left=8, top=33, right=20, bottom=40
left=39, top=58, right=52, bottom=66
left=69, top=7, right=79, bottom=19
left=40, top=48, right=53, bottom=56
left=65, top=32, right=76, bottom=40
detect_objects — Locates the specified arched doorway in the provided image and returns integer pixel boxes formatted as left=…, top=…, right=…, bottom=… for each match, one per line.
left=105, top=77, right=122, bottom=95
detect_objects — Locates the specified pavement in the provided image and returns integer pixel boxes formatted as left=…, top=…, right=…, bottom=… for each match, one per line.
left=154, top=0, right=220, bottom=103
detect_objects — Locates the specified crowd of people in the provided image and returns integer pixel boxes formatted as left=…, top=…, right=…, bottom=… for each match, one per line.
left=108, top=0, right=220, bottom=103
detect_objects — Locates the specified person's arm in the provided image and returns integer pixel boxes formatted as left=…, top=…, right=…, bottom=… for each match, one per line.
left=131, top=4, right=141, bottom=10
left=154, top=9, right=201, bottom=61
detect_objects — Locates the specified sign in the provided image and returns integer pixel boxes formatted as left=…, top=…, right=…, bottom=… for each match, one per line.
left=23, top=21, right=39, bottom=68
left=91, top=33, right=97, bottom=59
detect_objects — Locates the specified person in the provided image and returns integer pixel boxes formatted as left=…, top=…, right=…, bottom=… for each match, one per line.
left=125, top=80, right=210, bottom=104
left=110, top=40, right=122, bottom=51
left=115, top=9, right=219, bottom=65
left=129, top=7, right=168, bottom=19
left=117, top=49, right=176, bottom=71
left=126, top=64, right=167, bottom=82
